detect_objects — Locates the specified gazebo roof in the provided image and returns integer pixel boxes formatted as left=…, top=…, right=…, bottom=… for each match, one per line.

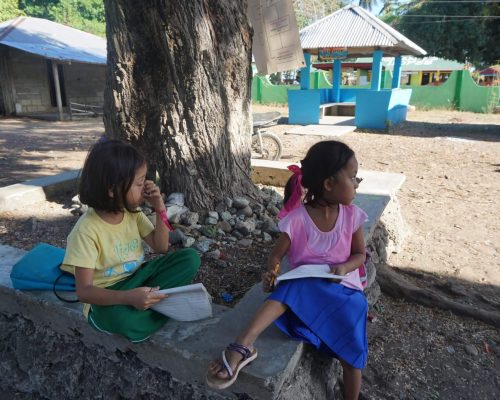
left=0, top=16, right=106, bottom=65
left=479, top=65, right=500, bottom=76
left=299, top=5, right=426, bottom=57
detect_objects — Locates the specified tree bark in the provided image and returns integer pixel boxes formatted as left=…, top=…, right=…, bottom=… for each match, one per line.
left=103, top=0, right=257, bottom=210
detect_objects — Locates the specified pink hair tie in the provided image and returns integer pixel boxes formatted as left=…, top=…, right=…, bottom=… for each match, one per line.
left=278, top=165, right=303, bottom=219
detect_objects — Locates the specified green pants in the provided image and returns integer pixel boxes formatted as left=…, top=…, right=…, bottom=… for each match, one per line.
left=88, top=248, right=200, bottom=342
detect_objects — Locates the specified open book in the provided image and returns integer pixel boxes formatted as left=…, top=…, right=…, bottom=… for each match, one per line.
left=276, top=264, right=348, bottom=283
left=151, top=283, right=212, bottom=321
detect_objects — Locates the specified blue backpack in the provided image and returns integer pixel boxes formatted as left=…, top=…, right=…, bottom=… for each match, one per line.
left=10, top=243, right=77, bottom=302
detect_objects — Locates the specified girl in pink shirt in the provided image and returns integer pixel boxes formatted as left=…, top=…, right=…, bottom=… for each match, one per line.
left=207, top=141, right=368, bottom=400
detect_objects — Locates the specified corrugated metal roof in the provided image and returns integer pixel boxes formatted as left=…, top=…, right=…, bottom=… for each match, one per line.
left=300, top=5, right=426, bottom=57
left=354, top=56, right=464, bottom=71
left=0, top=16, right=106, bottom=65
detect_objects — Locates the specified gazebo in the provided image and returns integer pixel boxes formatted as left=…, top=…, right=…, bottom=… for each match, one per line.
left=288, top=5, right=426, bottom=129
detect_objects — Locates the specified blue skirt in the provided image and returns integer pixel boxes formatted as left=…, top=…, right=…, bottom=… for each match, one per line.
left=268, top=278, right=368, bottom=369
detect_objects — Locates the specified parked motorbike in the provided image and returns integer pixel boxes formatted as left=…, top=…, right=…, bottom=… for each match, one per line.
left=252, top=111, right=283, bottom=161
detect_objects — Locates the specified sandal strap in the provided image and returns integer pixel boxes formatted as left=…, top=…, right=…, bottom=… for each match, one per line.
left=227, top=342, right=252, bottom=360
left=221, top=350, right=234, bottom=378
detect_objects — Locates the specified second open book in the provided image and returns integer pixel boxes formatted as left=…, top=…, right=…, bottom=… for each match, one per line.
left=151, top=283, right=212, bottom=322
left=276, top=264, right=348, bottom=282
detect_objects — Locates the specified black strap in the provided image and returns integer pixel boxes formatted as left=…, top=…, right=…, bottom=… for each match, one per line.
left=53, top=272, right=79, bottom=303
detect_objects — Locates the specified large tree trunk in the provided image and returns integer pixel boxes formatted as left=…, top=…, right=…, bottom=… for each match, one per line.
left=103, top=0, right=257, bottom=210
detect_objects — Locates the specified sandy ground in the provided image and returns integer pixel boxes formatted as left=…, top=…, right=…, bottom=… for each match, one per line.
left=0, top=109, right=499, bottom=399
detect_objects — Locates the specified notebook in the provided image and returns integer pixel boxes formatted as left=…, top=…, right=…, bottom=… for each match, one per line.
left=151, top=283, right=212, bottom=321
left=276, top=264, right=348, bottom=282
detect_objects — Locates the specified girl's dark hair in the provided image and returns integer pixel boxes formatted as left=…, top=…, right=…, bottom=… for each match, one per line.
left=300, top=140, right=354, bottom=205
left=79, top=139, right=146, bottom=212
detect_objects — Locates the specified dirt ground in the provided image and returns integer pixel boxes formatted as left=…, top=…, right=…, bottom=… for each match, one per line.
left=0, top=109, right=499, bottom=399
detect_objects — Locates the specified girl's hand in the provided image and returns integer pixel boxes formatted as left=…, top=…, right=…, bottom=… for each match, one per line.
left=330, top=264, right=349, bottom=276
left=262, top=269, right=279, bottom=292
left=143, top=180, right=165, bottom=212
left=127, top=286, right=168, bottom=310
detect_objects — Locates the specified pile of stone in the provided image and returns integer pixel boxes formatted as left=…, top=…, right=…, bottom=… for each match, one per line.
left=70, top=186, right=285, bottom=261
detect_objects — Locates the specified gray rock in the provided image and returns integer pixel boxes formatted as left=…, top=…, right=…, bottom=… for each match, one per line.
left=237, top=206, right=253, bottom=217
left=251, top=203, right=265, bottom=214
left=182, top=236, right=195, bottom=248
left=232, top=196, right=250, bottom=209
left=261, top=216, right=280, bottom=234
left=207, top=211, right=219, bottom=220
left=224, top=197, right=233, bottom=208
left=180, top=211, right=199, bottom=226
left=262, top=232, right=272, bottom=242
left=238, top=238, right=253, bottom=247
left=235, top=219, right=256, bottom=236
left=194, top=237, right=213, bottom=253
left=205, top=249, right=221, bottom=260
left=220, top=211, right=232, bottom=221
left=464, top=344, right=478, bottom=356
left=166, top=205, right=188, bottom=221
left=266, top=204, right=280, bottom=216
left=200, top=225, right=217, bottom=238
left=232, top=230, right=244, bottom=239
left=169, top=229, right=186, bottom=245
left=214, top=201, right=226, bottom=213
left=169, top=212, right=183, bottom=224
left=205, top=216, right=218, bottom=225
left=165, top=192, right=184, bottom=206
left=217, top=220, right=232, bottom=233
left=215, top=260, right=228, bottom=268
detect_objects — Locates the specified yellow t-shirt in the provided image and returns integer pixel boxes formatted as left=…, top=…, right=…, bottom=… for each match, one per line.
left=61, top=208, right=154, bottom=316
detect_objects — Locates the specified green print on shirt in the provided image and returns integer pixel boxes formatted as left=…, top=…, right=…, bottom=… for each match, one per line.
left=114, top=239, right=140, bottom=262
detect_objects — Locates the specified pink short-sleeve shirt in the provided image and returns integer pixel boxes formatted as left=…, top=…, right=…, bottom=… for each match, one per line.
left=278, top=204, right=368, bottom=291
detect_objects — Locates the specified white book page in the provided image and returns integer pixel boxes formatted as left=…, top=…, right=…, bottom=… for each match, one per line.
left=276, top=264, right=348, bottom=282
left=151, top=283, right=212, bottom=321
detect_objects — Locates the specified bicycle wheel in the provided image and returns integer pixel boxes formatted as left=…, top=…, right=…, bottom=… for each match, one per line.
left=251, top=132, right=282, bottom=161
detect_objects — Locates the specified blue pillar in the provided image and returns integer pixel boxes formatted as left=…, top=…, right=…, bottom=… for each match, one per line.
left=371, top=50, right=383, bottom=91
left=392, top=56, right=402, bottom=89
left=300, top=52, right=311, bottom=90
left=332, top=59, right=342, bottom=102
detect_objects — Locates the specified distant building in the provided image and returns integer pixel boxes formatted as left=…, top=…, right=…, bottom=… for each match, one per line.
left=0, top=17, right=106, bottom=119
left=315, top=56, right=464, bottom=87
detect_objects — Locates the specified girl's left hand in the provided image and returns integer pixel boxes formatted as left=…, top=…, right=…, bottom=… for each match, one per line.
left=143, top=180, right=164, bottom=211
left=330, top=264, right=349, bottom=276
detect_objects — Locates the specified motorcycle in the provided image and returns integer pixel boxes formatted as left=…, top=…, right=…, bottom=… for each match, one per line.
left=252, top=111, right=283, bottom=161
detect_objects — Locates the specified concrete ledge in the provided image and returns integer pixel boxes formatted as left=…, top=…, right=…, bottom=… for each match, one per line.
left=0, top=161, right=404, bottom=212
left=0, top=170, right=80, bottom=212
left=0, top=244, right=302, bottom=399
left=251, top=159, right=405, bottom=198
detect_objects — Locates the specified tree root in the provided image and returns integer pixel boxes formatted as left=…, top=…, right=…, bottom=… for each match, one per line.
left=376, top=263, right=500, bottom=328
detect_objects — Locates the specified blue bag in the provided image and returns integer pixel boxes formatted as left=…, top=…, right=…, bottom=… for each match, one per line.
left=10, top=243, right=75, bottom=292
